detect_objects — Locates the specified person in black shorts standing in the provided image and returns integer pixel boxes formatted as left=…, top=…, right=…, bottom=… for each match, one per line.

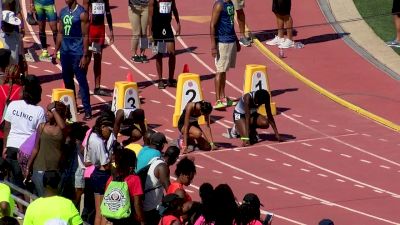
left=387, top=0, right=400, bottom=47
left=266, top=0, right=294, bottom=49
left=148, top=0, right=181, bottom=89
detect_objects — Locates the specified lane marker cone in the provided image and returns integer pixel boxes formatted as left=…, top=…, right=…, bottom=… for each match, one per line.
left=183, top=64, right=189, bottom=73
left=126, top=72, right=134, bottom=82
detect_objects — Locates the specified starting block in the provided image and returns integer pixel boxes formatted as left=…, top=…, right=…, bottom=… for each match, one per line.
left=111, top=81, right=140, bottom=112
left=51, top=88, right=78, bottom=122
left=173, top=73, right=206, bottom=127
left=243, top=64, right=277, bottom=115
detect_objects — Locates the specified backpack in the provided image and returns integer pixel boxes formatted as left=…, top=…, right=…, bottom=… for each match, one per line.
left=136, top=157, right=164, bottom=197
left=101, top=176, right=131, bottom=220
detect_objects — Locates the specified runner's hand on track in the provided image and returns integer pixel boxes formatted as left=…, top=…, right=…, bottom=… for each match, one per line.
left=242, top=140, right=250, bottom=147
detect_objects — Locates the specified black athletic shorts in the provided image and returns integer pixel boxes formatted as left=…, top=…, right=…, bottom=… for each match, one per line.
left=272, top=0, right=291, bottom=16
left=152, top=25, right=174, bottom=43
left=393, top=0, right=400, bottom=16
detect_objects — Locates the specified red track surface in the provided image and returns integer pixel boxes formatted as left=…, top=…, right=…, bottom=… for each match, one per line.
left=20, top=0, right=400, bottom=224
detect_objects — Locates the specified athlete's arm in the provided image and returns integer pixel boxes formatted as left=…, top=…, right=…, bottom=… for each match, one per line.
left=133, top=195, right=145, bottom=225
left=210, top=1, right=222, bottom=58
left=113, top=110, right=124, bottom=137
left=80, top=11, right=90, bottom=69
left=26, top=124, right=43, bottom=177
left=156, top=163, right=171, bottom=190
left=182, top=102, right=193, bottom=151
left=147, top=0, right=154, bottom=39
left=243, top=94, right=251, bottom=145
left=54, top=14, right=64, bottom=56
left=265, top=99, right=281, bottom=142
left=172, top=0, right=180, bottom=36
left=105, top=0, right=114, bottom=43
left=203, top=113, right=215, bottom=150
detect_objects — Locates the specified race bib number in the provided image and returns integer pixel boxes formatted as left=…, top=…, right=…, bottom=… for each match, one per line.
left=159, top=2, right=172, bottom=14
left=92, top=3, right=105, bottom=15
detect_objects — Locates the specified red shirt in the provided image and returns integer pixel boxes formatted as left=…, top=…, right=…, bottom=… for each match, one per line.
left=106, top=174, right=143, bottom=201
left=0, top=84, right=22, bottom=138
left=159, top=215, right=181, bottom=225
left=167, top=182, right=192, bottom=202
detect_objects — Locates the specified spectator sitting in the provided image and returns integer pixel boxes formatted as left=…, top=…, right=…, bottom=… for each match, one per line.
left=0, top=216, right=19, bottom=225
left=319, top=219, right=334, bottom=225
left=213, top=184, right=238, bottom=225
left=167, top=157, right=196, bottom=203
left=159, top=194, right=184, bottom=225
left=238, top=193, right=265, bottom=225
left=23, top=171, right=83, bottom=224
left=135, top=132, right=167, bottom=172
left=0, top=183, right=15, bottom=219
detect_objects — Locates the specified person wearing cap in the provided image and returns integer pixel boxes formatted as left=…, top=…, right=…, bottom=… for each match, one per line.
left=238, top=193, right=266, bottom=225
left=159, top=194, right=184, bottom=225
left=0, top=10, right=24, bottom=67
left=318, top=219, right=334, bottom=225
left=23, top=171, right=83, bottom=225
left=135, top=132, right=167, bottom=173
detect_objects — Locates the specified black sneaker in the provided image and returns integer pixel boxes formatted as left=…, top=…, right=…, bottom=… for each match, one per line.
left=94, top=88, right=111, bottom=96
left=167, top=79, right=177, bottom=87
left=158, top=80, right=166, bottom=89
left=140, top=55, right=149, bottom=63
left=83, top=112, right=92, bottom=121
left=131, top=55, right=142, bottom=63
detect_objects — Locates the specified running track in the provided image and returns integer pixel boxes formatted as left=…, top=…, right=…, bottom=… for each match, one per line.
left=20, top=0, right=400, bottom=224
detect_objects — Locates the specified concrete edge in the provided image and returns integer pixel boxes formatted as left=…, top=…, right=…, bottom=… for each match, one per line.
left=317, top=0, right=400, bottom=81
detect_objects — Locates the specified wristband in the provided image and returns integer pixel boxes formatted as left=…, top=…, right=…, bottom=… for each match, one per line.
left=240, top=137, right=249, bottom=141
left=51, top=108, right=56, bottom=112
left=209, top=142, right=215, bottom=146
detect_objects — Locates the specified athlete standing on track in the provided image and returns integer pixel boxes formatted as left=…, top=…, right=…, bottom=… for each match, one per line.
left=266, top=0, right=294, bottom=49
left=231, top=0, right=251, bottom=47
left=148, top=0, right=181, bottom=89
left=55, top=0, right=92, bottom=120
left=210, top=0, right=240, bottom=110
left=83, top=0, right=114, bottom=96
left=128, top=0, right=150, bottom=63
left=30, top=0, right=58, bottom=60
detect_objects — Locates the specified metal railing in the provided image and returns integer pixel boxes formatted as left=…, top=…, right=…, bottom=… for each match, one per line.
left=1, top=181, right=37, bottom=219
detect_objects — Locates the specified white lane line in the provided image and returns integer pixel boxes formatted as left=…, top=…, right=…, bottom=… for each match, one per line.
left=167, top=104, right=175, bottom=108
left=44, top=69, right=54, bottom=73
left=317, top=173, right=328, bottom=178
left=232, top=148, right=241, bottom=152
left=147, top=74, right=157, bottom=77
left=102, top=61, right=112, bottom=65
left=310, top=119, right=320, bottom=123
left=360, top=159, right=372, bottom=164
left=340, top=153, right=352, bottom=158
left=354, top=184, right=365, bottom=188
left=29, top=65, right=38, bottom=69
left=336, top=179, right=345, bottom=183
left=210, top=91, right=216, bottom=94
left=302, top=143, right=312, bottom=147
left=292, top=114, right=302, bottom=118
left=119, top=66, right=129, bottom=70
left=195, top=165, right=204, bottom=169
left=284, top=191, right=294, bottom=195
left=164, top=129, right=174, bottom=133
left=379, top=138, right=388, bottom=142
left=374, top=190, right=383, bottom=194
left=265, top=158, right=275, bottom=162
left=380, top=165, right=391, bottom=169
left=250, top=181, right=260, bottom=185
left=212, top=170, right=222, bottom=174
left=233, top=176, right=243, bottom=180
left=186, top=189, right=194, bottom=193
left=320, top=201, right=334, bottom=206
left=150, top=100, right=161, bottom=104
left=301, top=196, right=313, bottom=200
left=362, top=133, right=371, bottom=137
left=46, top=95, right=52, bottom=98
left=283, top=163, right=292, bottom=167
left=300, top=168, right=310, bottom=172
left=248, top=153, right=258, bottom=157
left=267, top=186, right=278, bottom=190
left=392, top=195, right=400, bottom=199
left=328, top=124, right=337, bottom=128
left=320, top=148, right=332, bottom=152
left=223, top=120, right=234, bottom=124
left=345, top=129, right=355, bottom=132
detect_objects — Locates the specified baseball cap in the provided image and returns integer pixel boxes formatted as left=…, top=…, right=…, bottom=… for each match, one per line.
left=150, top=132, right=167, bottom=146
left=162, top=193, right=184, bottom=207
left=2, top=10, right=21, bottom=26
left=319, top=219, right=334, bottom=225
left=242, top=193, right=264, bottom=208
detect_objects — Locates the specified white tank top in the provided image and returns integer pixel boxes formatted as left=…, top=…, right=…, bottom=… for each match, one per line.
left=143, top=158, right=166, bottom=211
left=234, top=91, right=257, bottom=114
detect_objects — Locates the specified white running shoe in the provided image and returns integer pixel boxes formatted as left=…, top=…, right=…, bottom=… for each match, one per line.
left=278, top=39, right=295, bottom=48
left=266, top=36, right=284, bottom=46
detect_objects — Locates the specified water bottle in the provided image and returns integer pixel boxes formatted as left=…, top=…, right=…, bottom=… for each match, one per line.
left=151, top=42, right=158, bottom=54
left=295, top=42, right=305, bottom=49
left=278, top=48, right=285, bottom=58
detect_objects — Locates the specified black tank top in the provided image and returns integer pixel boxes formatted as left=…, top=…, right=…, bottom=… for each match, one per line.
left=153, top=0, right=172, bottom=26
left=89, top=0, right=105, bottom=25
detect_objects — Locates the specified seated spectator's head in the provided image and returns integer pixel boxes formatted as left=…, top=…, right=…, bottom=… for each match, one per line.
left=0, top=49, right=11, bottom=72
left=182, top=201, right=201, bottom=225
left=319, top=219, right=334, bottom=225
left=93, top=110, right=115, bottom=140
left=160, top=194, right=184, bottom=217
left=43, top=171, right=61, bottom=194
left=149, top=132, right=167, bottom=151
left=238, top=193, right=263, bottom=225
left=175, top=157, right=196, bottom=186
left=213, top=184, right=238, bottom=225
left=1, top=11, right=21, bottom=34
left=22, top=75, right=42, bottom=105
left=4, top=65, right=21, bottom=85
left=69, top=122, right=90, bottom=142
left=114, top=148, right=136, bottom=177
left=0, top=216, right=19, bottom=225
left=164, top=146, right=180, bottom=166
left=144, top=129, right=156, bottom=146
left=199, top=182, right=213, bottom=204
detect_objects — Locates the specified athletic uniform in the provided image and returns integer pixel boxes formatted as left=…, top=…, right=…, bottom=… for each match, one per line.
left=117, top=108, right=144, bottom=136
left=233, top=91, right=259, bottom=121
left=34, top=0, right=57, bottom=22
left=151, top=0, right=174, bottom=43
left=88, top=0, right=106, bottom=46
left=177, top=102, right=201, bottom=132
left=272, top=0, right=291, bottom=16
left=59, top=4, right=92, bottom=115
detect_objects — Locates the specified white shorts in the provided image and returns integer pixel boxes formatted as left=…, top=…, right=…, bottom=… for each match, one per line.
left=215, top=42, right=237, bottom=73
